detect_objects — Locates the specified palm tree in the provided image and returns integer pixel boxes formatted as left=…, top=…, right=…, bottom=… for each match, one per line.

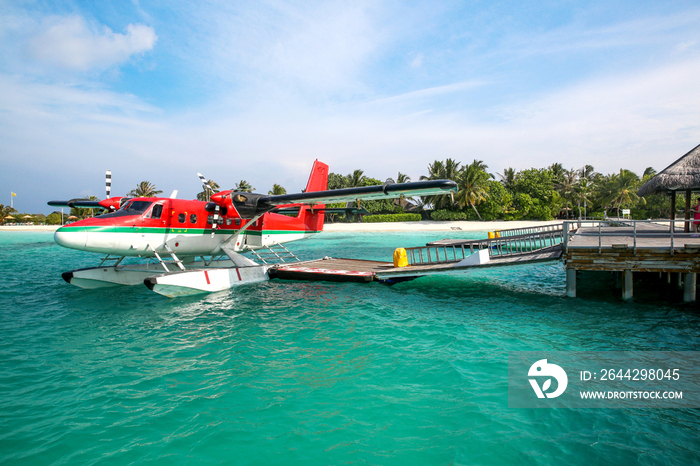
left=549, top=163, right=566, bottom=184
left=574, top=177, right=595, bottom=220
left=197, top=179, right=220, bottom=201
left=421, top=160, right=445, bottom=182
left=128, top=181, right=162, bottom=198
left=604, top=169, right=645, bottom=217
left=386, top=172, right=411, bottom=184
left=498, top=167, right=517, bottom=191
left=581, top=165, right=599, bottom=180
left=554, top=169, right=578, bottom=218
left=268, top=184, right=287, bottom=195
left=347, top=169, right=367, bottom=188
left=643, top=167, right=657, bottom=179
left=421, top=159, right=461, bottom=210
left=235, top=180, right=254, bottom=192
left=0, top=204, right=18, bottom=225
left=455, top=160, right=490, bottom=220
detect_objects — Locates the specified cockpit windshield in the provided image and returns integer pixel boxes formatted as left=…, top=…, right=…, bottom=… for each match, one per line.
left=120, top=201, right=153, bottom=213
left=98, top=200, right=154, bottom=219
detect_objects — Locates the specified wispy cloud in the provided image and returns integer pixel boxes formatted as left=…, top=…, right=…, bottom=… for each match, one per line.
left=25, top=15, right=156, bottom=72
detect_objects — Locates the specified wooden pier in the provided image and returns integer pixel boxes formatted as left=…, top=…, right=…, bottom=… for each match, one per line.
left=269, top=221, right=699, bottom=303
left=563, top=220, right=700, bottom=301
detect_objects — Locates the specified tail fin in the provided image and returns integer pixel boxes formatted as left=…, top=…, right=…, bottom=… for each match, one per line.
left=305, top=159, right=329, bottom=192
left=301, top=160, right=328, bottom=231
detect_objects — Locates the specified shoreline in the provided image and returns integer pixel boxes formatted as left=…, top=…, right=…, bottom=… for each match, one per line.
left=323, top=220, right=561, bottom=232
left=0, top=220, right=561, bottom=233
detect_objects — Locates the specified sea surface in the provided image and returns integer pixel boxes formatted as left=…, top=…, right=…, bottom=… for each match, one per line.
left=1, top=230, right=699, bottom=465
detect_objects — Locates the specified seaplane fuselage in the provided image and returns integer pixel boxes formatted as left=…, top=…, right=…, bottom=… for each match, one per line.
left=54, top=197, right=323, bottom=257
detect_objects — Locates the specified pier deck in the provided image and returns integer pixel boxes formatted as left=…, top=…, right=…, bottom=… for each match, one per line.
left=563, top=220, right=700, bottom=301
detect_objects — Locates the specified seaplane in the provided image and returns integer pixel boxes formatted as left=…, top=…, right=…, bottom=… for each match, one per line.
left=49, top=160, right=457, bottom=297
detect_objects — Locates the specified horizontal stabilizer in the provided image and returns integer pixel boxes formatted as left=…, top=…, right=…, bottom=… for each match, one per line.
left=260, top=180, right=456, bottom=207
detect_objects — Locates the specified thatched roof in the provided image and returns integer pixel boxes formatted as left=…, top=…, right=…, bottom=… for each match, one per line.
left=637, top=143, right=700, bottom=197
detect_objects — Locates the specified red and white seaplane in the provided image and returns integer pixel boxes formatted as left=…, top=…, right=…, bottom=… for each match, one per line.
left=49, top=160, right=456, bottom=297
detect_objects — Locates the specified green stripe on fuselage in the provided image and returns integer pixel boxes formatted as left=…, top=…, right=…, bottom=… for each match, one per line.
left=58, top=226, right=320, bottom=236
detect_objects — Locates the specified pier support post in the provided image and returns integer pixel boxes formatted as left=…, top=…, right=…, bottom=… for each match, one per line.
left=677, top=272, right=683, bottom=288
left=566, top=268, right=576, bottom=298
left=622, top=270, right=633, bottom=300
left=684, top=273, right=696, bottom=302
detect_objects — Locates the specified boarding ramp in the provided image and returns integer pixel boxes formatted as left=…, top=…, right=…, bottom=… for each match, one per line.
left=404, top=223, right=565, bottom=266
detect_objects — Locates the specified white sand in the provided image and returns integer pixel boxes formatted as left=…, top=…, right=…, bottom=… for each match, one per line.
left=323, top=220, right=562, bottom=232
left=0, top=220, right=563, bottom=233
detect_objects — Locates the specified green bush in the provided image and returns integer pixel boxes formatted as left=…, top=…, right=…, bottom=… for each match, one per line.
left=46, top=213, right=63, bottom=225
left=362, top=213, right=422, bottom=223
left=430, top=210, right=468, bottom=221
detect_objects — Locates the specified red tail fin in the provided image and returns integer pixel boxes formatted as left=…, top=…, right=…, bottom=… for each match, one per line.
left=301, top=160, right=328, bottom=231
left=305, top=159, right=329, bottom=192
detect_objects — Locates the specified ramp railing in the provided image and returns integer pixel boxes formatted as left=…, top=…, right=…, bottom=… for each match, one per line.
left=404, top=225, right=565, bottom=266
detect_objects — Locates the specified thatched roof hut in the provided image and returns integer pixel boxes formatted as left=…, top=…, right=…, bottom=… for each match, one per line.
left=637, top=143, right=700, bottom=197
left=637, top=143, right=700, bottom=231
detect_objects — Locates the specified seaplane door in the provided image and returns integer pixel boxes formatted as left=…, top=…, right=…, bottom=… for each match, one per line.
left=132, top=200, right=170, bottom=251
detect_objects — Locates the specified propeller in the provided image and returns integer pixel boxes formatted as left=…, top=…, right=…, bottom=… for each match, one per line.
left=106, top=170, right=111, bottom=199
left=199, top=173, right=221, bottom=235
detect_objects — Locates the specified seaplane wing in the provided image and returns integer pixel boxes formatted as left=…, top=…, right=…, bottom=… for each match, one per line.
left=258, top=180, right=457, bottom=208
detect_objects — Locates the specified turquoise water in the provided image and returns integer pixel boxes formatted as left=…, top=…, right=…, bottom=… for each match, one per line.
left=1, top=231, right=699, bottom=465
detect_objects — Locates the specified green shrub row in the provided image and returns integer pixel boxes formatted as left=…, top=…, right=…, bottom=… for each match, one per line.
left=430, top=210, right=468, bottom=221
left=362, top=213, right=422, bottom=223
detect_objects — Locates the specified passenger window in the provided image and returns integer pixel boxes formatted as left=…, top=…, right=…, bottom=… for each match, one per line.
left=178, top=213, right=186, bottom=223
left=190, top=214, right=197, bottom=224
left=151, top=204, right=163, bottom=219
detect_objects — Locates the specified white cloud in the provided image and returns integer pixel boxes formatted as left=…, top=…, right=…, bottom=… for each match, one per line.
left=410, top=52, right=423, bottom=68
left=25, top=16, right=157, bottom=71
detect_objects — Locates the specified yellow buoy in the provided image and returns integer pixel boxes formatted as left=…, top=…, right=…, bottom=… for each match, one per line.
left=393, top=248, right=409, bottom=267
left=495, top=230, right=501, bottom=238
left=488, top=231, right=495, bottom=239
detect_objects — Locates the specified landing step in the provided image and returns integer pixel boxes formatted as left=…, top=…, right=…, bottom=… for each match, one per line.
left=271, top=258, right=393, bottom=283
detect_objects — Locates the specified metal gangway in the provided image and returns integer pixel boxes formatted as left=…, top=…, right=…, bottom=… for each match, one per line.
left=402, top=224, right=566, bottom=266
left=249, top=243, right=301, bottom=264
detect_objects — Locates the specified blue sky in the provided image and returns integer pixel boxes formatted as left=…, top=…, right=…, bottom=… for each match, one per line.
left=2, top=0, right=699, bottom=214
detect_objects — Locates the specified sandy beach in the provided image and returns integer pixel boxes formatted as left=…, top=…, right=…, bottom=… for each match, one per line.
left=0, top=225, right=60, bottom=231
left=0, top=220, right=562, bottom=233
left=323, top=220, right=562, bottom=232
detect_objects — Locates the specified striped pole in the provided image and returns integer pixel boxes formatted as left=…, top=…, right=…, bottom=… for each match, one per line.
left=106, top=170, right=112, bottom=198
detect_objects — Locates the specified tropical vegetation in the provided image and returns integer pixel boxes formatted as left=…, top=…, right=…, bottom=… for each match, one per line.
left=323, top=159, right=670, bottom=222
left=197, top=179, right=221, bottom=201
left=128, top=181, right=163, bottom=198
